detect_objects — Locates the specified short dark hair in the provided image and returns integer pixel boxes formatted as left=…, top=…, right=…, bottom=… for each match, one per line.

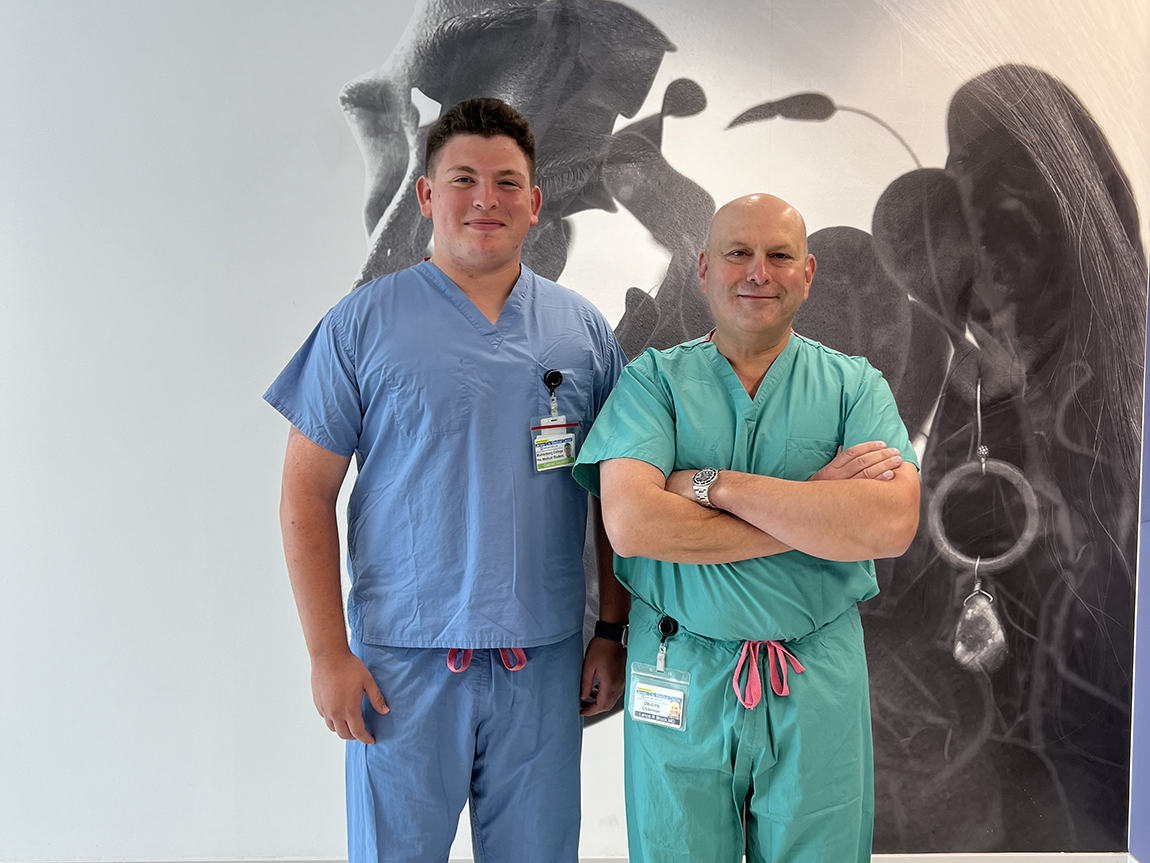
left=424, top=98, right=536, bottom=184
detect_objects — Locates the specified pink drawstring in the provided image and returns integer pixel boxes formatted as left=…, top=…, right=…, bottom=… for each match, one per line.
left=499, top=647, right=527, bottom=671
left=446, top=647, right=527, bottom=673
left=732, top=640, right=805, bottom=708
left=447, top=648, right=472, bottom=673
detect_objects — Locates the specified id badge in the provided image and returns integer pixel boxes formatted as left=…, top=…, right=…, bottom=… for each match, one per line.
left=629, top=662, right=691, bottom=731
left=531, top=414, right=581, bottom=472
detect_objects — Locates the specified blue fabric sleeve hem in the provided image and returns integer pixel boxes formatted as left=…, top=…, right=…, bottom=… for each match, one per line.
left=262, top=391, right=356, bottom=458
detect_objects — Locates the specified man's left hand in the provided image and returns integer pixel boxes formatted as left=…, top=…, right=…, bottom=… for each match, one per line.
left=580, top=636, right=626, bottom=716
left=808, top=441, right=903, bottom=482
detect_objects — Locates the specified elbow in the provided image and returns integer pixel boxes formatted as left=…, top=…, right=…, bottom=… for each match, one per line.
left=875, top=509, right=920, bottom=559
left=872, top=477, right=921, bottom=559
left=603, top=519, right=641, bottom=559
left=601, top=499, right=646, bottom=559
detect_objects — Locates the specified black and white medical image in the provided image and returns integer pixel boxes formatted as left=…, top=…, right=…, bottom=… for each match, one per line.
left=337, top=0, right=1147, bottom=852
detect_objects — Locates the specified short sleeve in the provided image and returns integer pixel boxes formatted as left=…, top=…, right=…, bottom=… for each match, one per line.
left=591, top=319, right=629, bottom=416
left=573, top=351, right=677, bottom=496
left=262, top=309, right=362, bottom=457
left=843, top=364, right=920, bottom=470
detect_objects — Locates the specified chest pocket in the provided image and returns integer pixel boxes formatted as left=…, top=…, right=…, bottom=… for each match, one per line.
left=535, top=364, right=595, bottom=428
left=388, top=357, right=475, bottom=438
left=783, top=437, right=840, bottom=481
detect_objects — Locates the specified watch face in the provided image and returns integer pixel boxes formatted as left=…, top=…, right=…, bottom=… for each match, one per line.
left=693, top=468, right=718, bottom=485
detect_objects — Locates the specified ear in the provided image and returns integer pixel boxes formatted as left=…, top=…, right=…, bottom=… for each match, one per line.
left=698, top=249, right=709, bottom=295
left=803, top=253, right=816, bottom=300
left=416, top=175, right=433, bottom=218
left=529, top=184, right=542, bottom=226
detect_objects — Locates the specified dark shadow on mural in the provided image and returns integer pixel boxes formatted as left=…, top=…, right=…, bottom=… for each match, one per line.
left=341, top=0, right=714, bottom=355
left=340, top=1, right=1145, bottom=853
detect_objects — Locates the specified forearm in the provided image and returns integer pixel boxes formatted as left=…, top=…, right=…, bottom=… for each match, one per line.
left=709, top=468, right=919, bottom=561
left=590, top=497, right=631, bottom=624
left=280, top=492, right=352, bottom=660
left=603, top=482, right=791, bottom=564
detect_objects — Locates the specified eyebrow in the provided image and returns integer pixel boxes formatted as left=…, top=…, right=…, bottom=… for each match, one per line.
left=443, top=165, right=528, bottom=180
left=724, top=239, right=795, bottom=252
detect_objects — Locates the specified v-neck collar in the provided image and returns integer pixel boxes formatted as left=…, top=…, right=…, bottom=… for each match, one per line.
left=417, top=260, right=528, bottom=350
left=704, top=332, right=799, bottom=409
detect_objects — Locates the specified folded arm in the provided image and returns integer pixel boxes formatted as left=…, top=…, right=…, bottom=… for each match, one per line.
left=697, top=459, right=920, bottom=561
left=600, top=457, right=791, bottom=564
left=599, top=441, right=911, bottom=564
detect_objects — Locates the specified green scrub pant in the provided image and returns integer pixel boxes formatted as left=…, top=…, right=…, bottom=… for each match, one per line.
left=624, top=601, right=874, bottom=863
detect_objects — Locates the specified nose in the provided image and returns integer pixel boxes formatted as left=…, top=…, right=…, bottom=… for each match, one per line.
left=746, top=254, right=770, bottom=285
left=472, top=178, right=499, bottom=210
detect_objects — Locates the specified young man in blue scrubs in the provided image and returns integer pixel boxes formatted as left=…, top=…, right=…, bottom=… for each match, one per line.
left=573, top=194, right=921, bottom=863
left=265, top=98, right=630, bottom=863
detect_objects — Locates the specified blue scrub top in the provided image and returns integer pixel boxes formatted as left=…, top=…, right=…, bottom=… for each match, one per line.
left=265, top=262, right=626, bottom=649
left=573, top=333, right=918, bottom=643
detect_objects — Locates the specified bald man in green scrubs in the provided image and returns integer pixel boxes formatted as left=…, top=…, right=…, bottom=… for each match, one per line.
left=573, top=194, right=921, bottom=863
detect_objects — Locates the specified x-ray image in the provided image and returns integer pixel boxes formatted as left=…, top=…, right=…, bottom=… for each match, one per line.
left=338, top=0, right=1146, bottom=852
left=341, top=0, right=715, bottom=351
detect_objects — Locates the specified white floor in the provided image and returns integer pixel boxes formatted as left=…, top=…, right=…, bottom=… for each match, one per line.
left=871, top=856, right=1133, bottom=863
left=448, top=857, right=1137, bottom=863
left=448, top=856, right=1136, bottom=863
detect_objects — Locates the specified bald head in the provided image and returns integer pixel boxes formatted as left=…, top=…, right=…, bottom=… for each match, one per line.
left=707, top=194, right=809, bottom=257
left=698, top=193, right=817, bottom=348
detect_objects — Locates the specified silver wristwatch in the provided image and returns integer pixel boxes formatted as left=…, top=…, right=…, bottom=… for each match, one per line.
left=692, top=468, right=720, bottom=509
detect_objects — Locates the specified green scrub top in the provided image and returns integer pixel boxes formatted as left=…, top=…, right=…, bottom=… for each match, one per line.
left=573, top=332, right=919, bottom=643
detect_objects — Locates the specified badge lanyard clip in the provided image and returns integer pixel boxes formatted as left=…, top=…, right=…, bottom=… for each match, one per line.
left=543, top=368, right=562, bottom=419
left=655, top=615, right=676, bottom=672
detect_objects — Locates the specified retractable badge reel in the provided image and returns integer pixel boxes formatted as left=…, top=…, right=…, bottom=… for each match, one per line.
left=629, top=616, right=691, bottom=731
left=531, top=369, right=581, bottom=472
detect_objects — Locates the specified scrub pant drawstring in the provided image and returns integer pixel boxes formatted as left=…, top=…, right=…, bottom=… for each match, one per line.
left=732, top=640, right=805, bottom=708
left=500, top=647, right=527, bottom=671
left=446, top=647, right=528, bottom=673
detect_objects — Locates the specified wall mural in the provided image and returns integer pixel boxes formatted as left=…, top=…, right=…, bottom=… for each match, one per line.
left=337, top=0, right=1146, bottom=853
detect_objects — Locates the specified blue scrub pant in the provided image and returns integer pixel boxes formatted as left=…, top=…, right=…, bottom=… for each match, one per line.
left=346, top=632, right=584, bottom=863
left=624, top=603, right=874, bottom=863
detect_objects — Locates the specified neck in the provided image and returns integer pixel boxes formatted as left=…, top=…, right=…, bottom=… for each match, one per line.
left=711, top=327, right=791, bottom=397
left=430, top=253, right=523, bottom=324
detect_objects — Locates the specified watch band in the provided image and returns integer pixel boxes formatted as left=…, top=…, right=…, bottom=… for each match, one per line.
left=693, top=467, right=720, bottom=509
left=594, top=620, right=628, bottom=646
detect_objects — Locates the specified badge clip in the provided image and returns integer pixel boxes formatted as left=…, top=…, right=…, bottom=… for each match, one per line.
left=543, top=368, right=563, bottom=419
left=629, top=616, right=690, bottom=731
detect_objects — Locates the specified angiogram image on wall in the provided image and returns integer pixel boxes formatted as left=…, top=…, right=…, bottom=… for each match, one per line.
left=335, top=0, right=1147, bottom=852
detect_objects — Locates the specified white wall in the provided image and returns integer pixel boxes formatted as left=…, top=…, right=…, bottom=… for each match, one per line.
left=0, top=2, right=416, bottom=857
left=1, top=1, right=1148, bottom=860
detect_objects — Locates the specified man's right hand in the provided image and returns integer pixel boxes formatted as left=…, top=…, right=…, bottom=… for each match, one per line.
left=809, top=441, right=904, bottom=482
left=310, top=650, right=389, bottom=744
